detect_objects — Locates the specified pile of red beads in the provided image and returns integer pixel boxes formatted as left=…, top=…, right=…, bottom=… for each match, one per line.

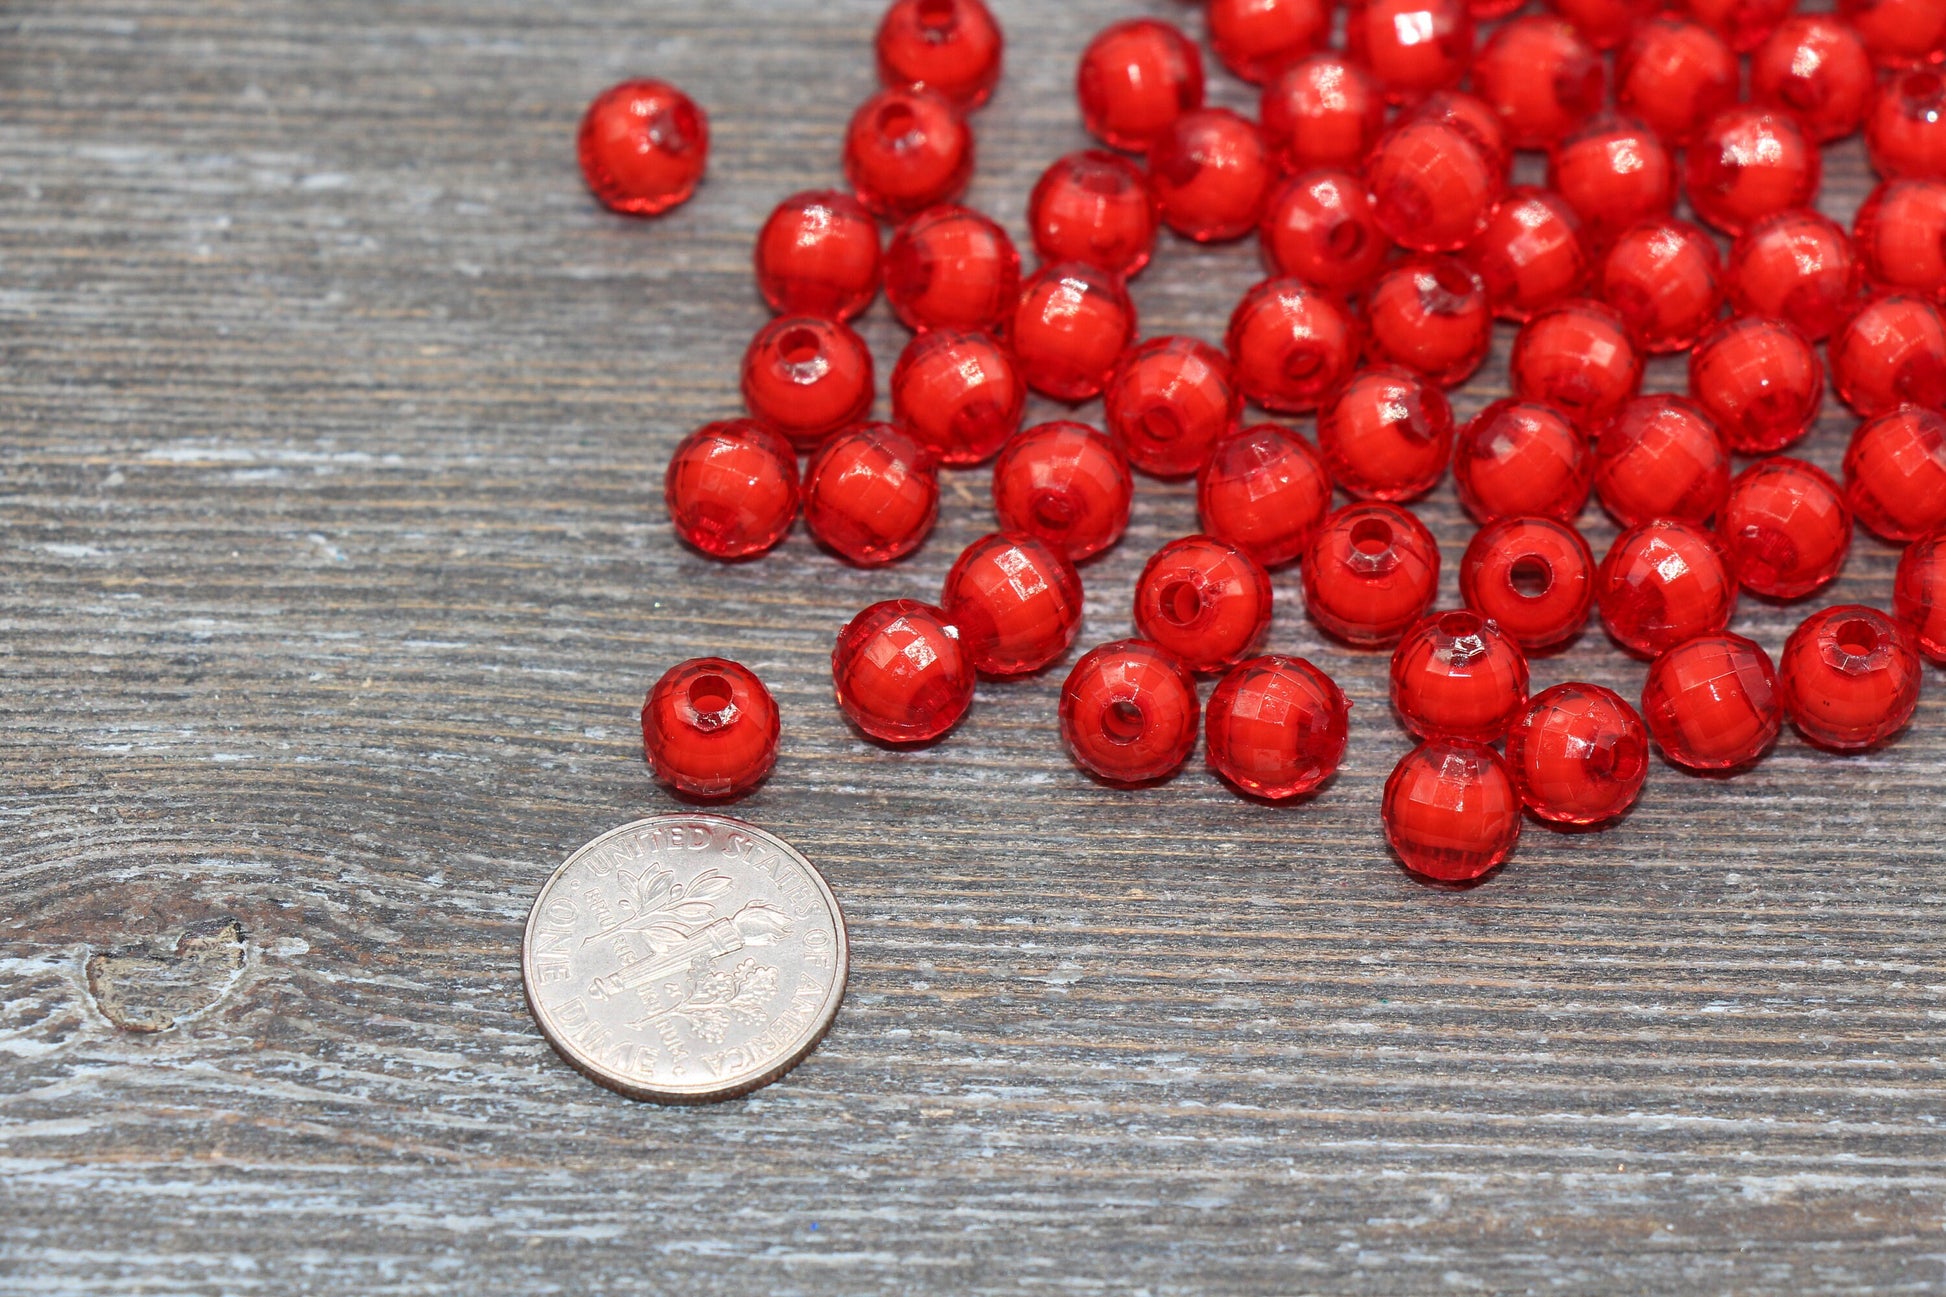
left=587, top=0, right=1946, bottom=886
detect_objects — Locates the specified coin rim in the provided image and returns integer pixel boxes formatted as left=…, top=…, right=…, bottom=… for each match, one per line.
left=522, top=813, right=849, bottom=1105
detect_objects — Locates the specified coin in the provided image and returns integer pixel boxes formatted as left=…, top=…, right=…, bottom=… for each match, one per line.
left=522, top=813, right=848, bottom=1104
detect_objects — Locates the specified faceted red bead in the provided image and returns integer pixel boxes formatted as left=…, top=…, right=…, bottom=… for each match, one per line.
left=742, top=316, right=875, bottom=453
left=875, top=0, right=1004, bottom=111
left=1686, top=108, right=1823, bottom=237
left=664, top=419, right=801, bottom=560
left=1474, top=17, right=1606, bottom=151
left=842, top=88, right=974, bottom=220
left=1059, top=640, right=1201, bottom=784
left=1853, top=179, right=1946, bottom=301
left=831, top=599, right=975, bottom=743
left=1843, top=406, right=1946, bottom=541
left=1076, top=19, right=1206, bottom=153
left=1028, top=151, right=1159, bottom=280
left=1725, top=209, right=1861, bottom=343
left=1105, top=337, right=1241, bottom=480
left=1688, top=316, right=1825, bottom=455
left=1259, top=54, right=1387, bottom=174
left=1226, top=278, right=1362, bottom=413
left=1680, top=0, right=1792, bottom=52
left=1547, top=0, right=1659, bottom=51
left=1893, top=530, right=1946, bottom=662
left=1780, top=605, right=1924, bottom=750
left=1260, top=170, right=1390, bottom=298
left=1641, top=633, right=1781, bottom=770
left=1134, top=535, right=1274, bottom=674
left=1507, top=682, right=1650, bottom=826
left=1615, top=18, right=1740, bottom=147
left=1599, top=218, right=1726, bottom=354
left=884, top=205, right=1021, bottom=334
left=1829, top=292, right=1946, bottom=416
left=1009, top=262, right=1137, bottom=403
left=1716, top=456, right=1851, bottom=600
left=754, top=190, right=881, bottom=322
left=1302, top=502, right=1442, bottom=646
left=1318, top=365, right=1456, bottom=502
left=1593, top=394, right=1731, bottom=528
left=1207, top=0, right=1330, bottom=84
left=1510, top=300, right=1644, bottom=431
left=1839, top=0, right=1946, bottom=70
left=642, top=658, right=780, bottom=800
left=1383, top=740, right=1522, bottom=882
left=1548, top=115, right=1677, bottom=248
left=890, top=328, right=1025, bottom=466
left=1868, top=70, right=1946, bottom=180
left=1148, top=108, right=1275, bottom=244
left=940, top=532, right=1085, bottom=677
left=1459, top=516, right=1597, bottom=652
left=802, top=422, right=940, bottom=566
left=1197, top=423, right=1334, bottom=568
left=1462, top=187, right=1591, bottom=324
left=1455, top=399, right=1592, bottom=525
left=577, top=79, right=709, bottom=217
left=1598, top=518, right=1738, bottom=657
left=1363, top=257, right=1493, bottom=387
left=991, top=420, right=1134, bottom=561
left=1390, top=610, right=1531, bottom=742
left=1204, top=655, right=1351, bottom=800
left=1367, top=118, right=1502, bottom=255
left=1751, top=15, right=1876, bottom=143
left=1345, top=0, right=1474, bottom=105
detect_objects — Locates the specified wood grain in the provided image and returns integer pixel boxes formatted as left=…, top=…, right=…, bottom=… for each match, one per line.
left=2, top=0, right=1943, bottom=1292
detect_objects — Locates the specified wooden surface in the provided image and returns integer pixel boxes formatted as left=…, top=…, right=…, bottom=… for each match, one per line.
left=3, top=0, right=1943, bottom=1292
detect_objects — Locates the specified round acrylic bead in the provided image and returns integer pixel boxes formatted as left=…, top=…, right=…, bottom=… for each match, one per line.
left=1455, top=400, right=1592, bottom=525
left=1389, top=610, right=1531, bottom=742
left=1383, top=740, right=1521, bottom=883
left=1829, top=293, right=1946, bottom=416
left=1641, top=633, right=1781, bottom=770
left=1058, top=640, right=1201, bottom=784
left=1510, top=300, right=1644, bottom=431
left=1680, top=0, right=1792, bottom=52
left=1134, top=535, right=1274, bottom=674
left=1893, top=530, right=1946, bottom=662
left=884, top=205, right=1021, bottom=334
left=831, top=599, right=975, bottom=743
left=1259, top=54, right=1387, bottom=174
left=1317, top=366, right=1456, bottom=502
left=1615, top=19, right=1740, bottom=147
left=1868, top=70, right=1946, bottom=180
left=875, top=0, right=1004, bottom=110
left=664, top=419, right=800, bottom=560
left=1197, top=423, right=1333, bottom=568
left=1779, top=605, right=1924, bottom=750
left=940, top=532, right=1085, bottom=677
left=1148, top=108, right=1275, bottom=244
left=1725, top=210, right=1860, bottom=343
left=802, top=422, right=939, bottom=566
left=1463, top=187, right=1590, bottom=324
left=1843, top=406, right=1946, bottom=541
left=1459, top=516, right=1596, bottom=651
left=991, top=421, right=1134, bottom=561
left=577, top=79, right=708, bottom=217
left=1028, top=151, right=1159, bottom=280
left=1204, top=655, right=1351, bottom=800
left=890, top=328, right=1026, bottom=466
left=1363, top=257, right=1493, bottom=388
left=1105, top=337, right=1240, bottom=480
left=842, top=88, right=974, bottom=220
left=641, top=658, right=780, bottom=800
left=1853, top=179, right=1946, bottom=301
left=1548, top=0, right=1659, bottom=51
left=741, top=316, right=875, bottom=453
left=754, top=190, right=881, bottom=321
left=1715, top=456, right=1851, bottom=600
left=1593, top=394, right=1731, bottom=528
left=1302, top=502, right=1442, bottom=646
left=1345, top=0, right=1474, bottom=105
left=1548, top=116, right=1677, bottom=248
left=1207, top=0, right=1330, bottom=84
left=1686, top=108, right=1823, bottom=237
left=1009, top=262, right=1137, bottom=403
left=1226, top=278, right=1361, bottom=413
left=1597, top=518, right=1738, bottom=657
left=1687, top=316, right=1825, bottom=455
left=1260, top=170, right=1390, bottom=298
left=1367, top=118, right=1502, bottom=255
left=1751, top=16, right=1875, bottom=143
left=1076, top=19, right=1206, bottom=153
left=1598, top=219, right=1726, bottom=355
left=1507, top=683, right=1650, bottom=826
left=1839, top=0, right=1946, bottom=70
left=1474, top=17, right=1606, bottom=150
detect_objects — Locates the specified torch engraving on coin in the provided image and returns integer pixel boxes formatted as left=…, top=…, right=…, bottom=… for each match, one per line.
left=522, top=814, right=848, bottom=1104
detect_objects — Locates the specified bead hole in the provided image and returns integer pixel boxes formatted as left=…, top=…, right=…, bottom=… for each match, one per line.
left=915, top=0, right=959, bottom=34
left=1350, top=517, right=1394, bottom=557
left=1076, top=160, right=1132, bottom=197
left=1836, top=616, right=1881, bottom=657
left=777, top=325, right=823, bottom=366
left=1159, top=578, right=1203, bottom=628
left=1436, top=610, right=1484, bottom=637
left=1030, top=490, right=1078, bottom=533
left=1325, top=218, right=1366, bottom=262
left=1423, top=260, right=1478, bottom=315
left=876, top=101, right=921, bottom=146
left=688, top=673, right=735, bottom=720
left=1508, top=556, right=1553, bottom=599
left=1904, top=70, right=1945, bottom=109
left=1136, top=406, right=1182, bottom=445
left=1101, top=698, right=1146, bottom=745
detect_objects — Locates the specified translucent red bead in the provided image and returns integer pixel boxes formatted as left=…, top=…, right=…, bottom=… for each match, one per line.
left=1463, top=187, right=1590, bottom=324
left=1460, top=516, right=1597, bottom=651
left=1317, top=365, right=1456, bottom=502
left=1148, top=108, right=1275, bottom=244
left=1615, top=19, right=1739, bottom=147
left=1260, top=170, right=1390, bottom=298
left=1345, top=0, right=1474, bottom=105
left=1077, top=19, right=1206, bottom=153
left=642, top=658, right=780, bottom=800
left=1893, top=531, right=1946, bottom=663
left=1010, top=261, right=1139, bottom=402
left=891, top=328, right=1026, bottom=466
left=1368, top=118, right=1502, bottom=255
left=1133, top=535, right=1274, bottom=674
left=1455, top=399, right=1591, bottom=525
left=1226, top=278, right=1362, bottom=413
left=1641, top=633, right=1782, bottom=771
left=1687, top=316, right=1824, bottom=455
left=1716, top=457, right=1852, bottom=600
left=991, top=421, right=1134, bottom=562
left=884, top=205, right=1022, bottom=334
left=803, top=422, right=940, bottom=566
left=1105, top=337, right=1241, bottom=480
left=1779, top=605, right=1924, bottom=751
left=1259, top=54, right=1387, bottom=174
left=1853, top=179, right=1946, bottom=301
left=1685, top=108, right=1823, bottom=237
left=1059, top=640, right=1201, bottom=785
left=1383, top=740, right=1522, bottom=882
left=1028, top=151, right=1159, bottom=280
left=1506, top=683, right=1650, bottom=826
left=1599, top=218, right=1726, bottom=354
left=843, top=88, right=974, bottom=220
left=1593, top=394, right=1731, bottom=528
left=832, top=599, right=975, bottom=744
left=754, top=190, right=881, bottom=321
left=875, top=0, right=1004, bottom=110
left=1363, top=257, right=1493, bottom=387
left=577, top=79, right=709, bottom=217
left=1751, top=15, right=1876, bottom=144
left=1843, top=406, right=1946, bottom=541
left=1204, top=655, right=1351, bottom=800
left=1510, top=299, right=1644, bottom=431
left=1207, top=0, right=1330, bottom=84
left=1598, top=519, right=1738, bottom=658
left=1389, top=610, right=1531, bottom=742
left=1549, top=115, right=1677, bottom=247
left=1197, top=423, right=1333, bottom=568
left=1829, top=293, right=1946, bottom=416
left=1474, top=16, right=1606, bottom=151
left=1868, top=70, right=1946, bottom=181
left=940, top=532, right=1085, bottom=677
left=1303, top=502, right=1442, bottom=646
left=665, top=419, right=801, bottom=561
left=1839, top=0, right=1946, bottom=71
left=1725, top=209, right=1860, bottom=343
left=742, top=315, right=875, bottom=453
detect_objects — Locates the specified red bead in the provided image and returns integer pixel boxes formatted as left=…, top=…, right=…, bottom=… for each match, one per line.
left=1716, top=456, right=1851, bottom=599
left=1462, top=187, right=1591, bottom=324
left=1455, top=399, right=1592, bottom=524
left=1593, top=394, right=1731, bottom=528
left=1077, top=20, right=1206, bottom=154
left=1147, top=108, right=1275, bottom=244
left=803, top=422, right=940, bottom=566
left=1105, top=337, right=1241, bottom=480
left=1839, top=0, right=1946, bottom=70
left=1548, top=115, right=1677, bottom=248
left=1547, top=0, right=1658, bottom=51
left=1680, top=0, right=1792, bottom=53
left=1507, top=683, right=1650, bottom=826
left=577, top=80, right=708, bottom=217
left=1204, top=655, right=1351, bottom=800
left=890, top=328, right=1026, bottom=466
left=1318, top=365, right=1456, bottom=502
left=1134, top=535, right=1275, bottom=673
left=1686, top=108, right=1823, bottom=237
left=1780, top=605, right=1924, bottom=750
left=642, top=658, right=780, bottom=800
left=1687, top=316, right=1824, bottom=455
left=1460, top=516, right=1597, bottom=651
left=1844, top=406, right=1946, bottom=541
left=1854, top=179, right=1946, bottom=301
left=1893, top=529, right=1946, bottom=662
left=1028, top=151, right=1159, bottom=280
left=992, top=421, right=1134, bottom=562
left=1259, top=54, right=1387, bottom=174
left=1226, top=278, right=1362, bottom=413
left=875, top=0, right=1004, bottom=111
left=1474, top=17, right=1606, bottom=150
left=1829, top=292, right=1946, bottom=416
left=1197, top=423, right=1334, bottom=567
left=741, top=316, right=875, bottom=453
left=1363, top=257, right=1493, bottom=387
left=832, top=599, right=975, bottom=743
left=1260, top=170, right=1390, bottom=298
left=1751, top=15, right=1875, bottom=143
left=842, top=88, right=974, bottom=220
left=1725, top=210, right=1860, bottom=343
left=1615, top=19, right=1740, bottom=147
left=1868, top=69, right=1946, bottom=181
left=884, top=204, right=1021, bottom=334
left=1597, top=518, right=1738, bottom=657
left=1510, top=300, right=1644, bottom=431
left=940, top=532, right=1084, bottom=677
left=754, top=190, right=881, bottom=322
left=1389, top=610, right=1531, bottom=742
left=1641, top=633, right=1781, bottom=770
left=1302, top=502, right=1442, bottom=645
left=664, top=419, right=800, bottom=560
left=1383, top=740, right=1522, bottom=882
left=1345, top=0, right=1474, bottom=105
left=1059, top=640, right=1201, bottom=784
left=1599, top=218, right=1726, bottom=354
left=1207, top=0, right=1330, bottom=84
left=1367, top=118, right=1502, bottom=254
left=1010, top=262, right=1138, bottom=402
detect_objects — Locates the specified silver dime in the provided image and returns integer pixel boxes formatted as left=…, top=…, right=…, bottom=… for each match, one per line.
left=522, top=814, right=848, bottom=1104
